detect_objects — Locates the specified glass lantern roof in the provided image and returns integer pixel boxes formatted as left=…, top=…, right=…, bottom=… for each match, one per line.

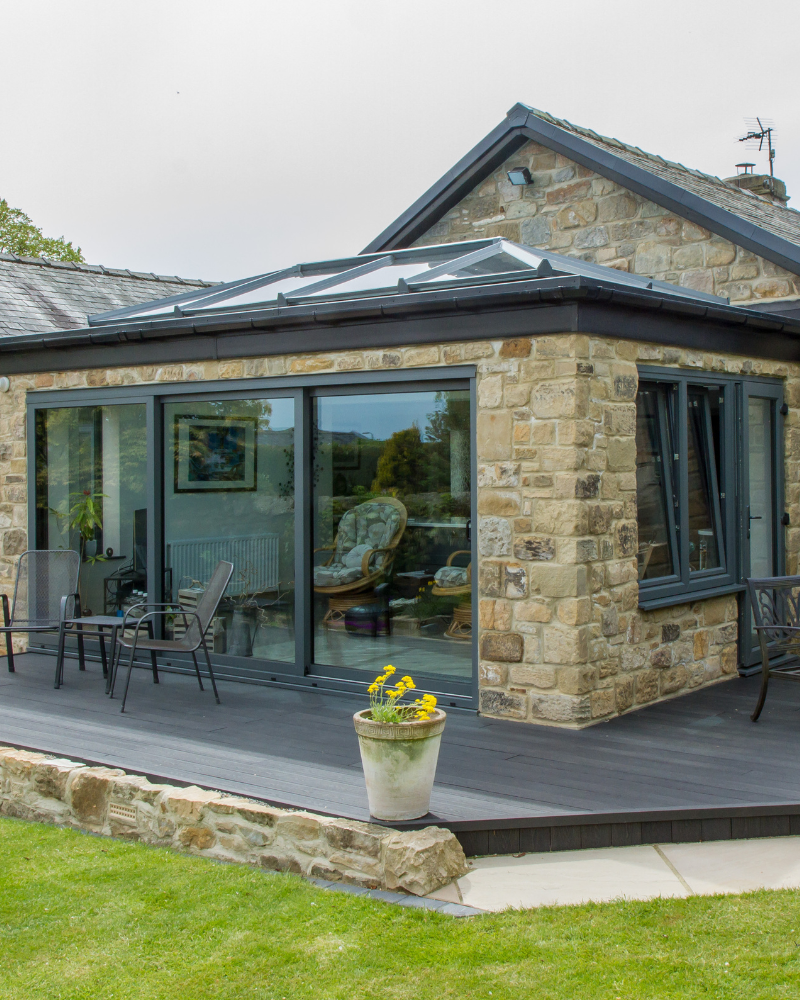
left=88, top=238, right=727, bottom=327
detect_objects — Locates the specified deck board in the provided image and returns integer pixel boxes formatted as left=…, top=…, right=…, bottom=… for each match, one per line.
left=1, top=654, right=799, bottom=835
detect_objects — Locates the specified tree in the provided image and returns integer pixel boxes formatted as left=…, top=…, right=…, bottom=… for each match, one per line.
left=0, top=199, right=84, bottom=262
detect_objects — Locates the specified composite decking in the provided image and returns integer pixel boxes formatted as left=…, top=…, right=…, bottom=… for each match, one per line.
left=1, top=653, right=799, bottom=855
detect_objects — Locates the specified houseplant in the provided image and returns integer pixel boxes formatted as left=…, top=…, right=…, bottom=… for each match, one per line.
left=353, top=666, right=446, bottom=821
left=50, top=490, right=107, bottom=614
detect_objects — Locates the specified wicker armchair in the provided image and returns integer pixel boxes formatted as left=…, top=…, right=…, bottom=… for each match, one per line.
left=432, top=549, right=472, bottom=640
left=314, top=496, right=407, bottom=627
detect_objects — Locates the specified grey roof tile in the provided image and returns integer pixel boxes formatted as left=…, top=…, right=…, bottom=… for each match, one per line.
left=0, top=255, right=218, bottom=337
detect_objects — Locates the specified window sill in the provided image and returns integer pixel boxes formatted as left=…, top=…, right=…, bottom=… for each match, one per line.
left=638, top=583, right=746, bottom=612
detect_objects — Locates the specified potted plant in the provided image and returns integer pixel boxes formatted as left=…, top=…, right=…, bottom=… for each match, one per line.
left=50, top=490, right=107, bottom=614
left=353, top=666, right=446, bottom=821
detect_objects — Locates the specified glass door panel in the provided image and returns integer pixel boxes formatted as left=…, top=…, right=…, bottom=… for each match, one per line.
left=35, top=403, right=147, bottom=617
left=163, top=397, right=295, bottom=666
left=311, top=388, right=472, bottom=687
left=740, top=383, right=783, bottom=668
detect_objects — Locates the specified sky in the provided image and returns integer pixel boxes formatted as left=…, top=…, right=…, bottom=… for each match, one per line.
left=2, top=0, right=799, bottom=283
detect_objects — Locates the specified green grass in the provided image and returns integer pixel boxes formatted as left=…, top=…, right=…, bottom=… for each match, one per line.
left=2, top=817, right=799, bottom=999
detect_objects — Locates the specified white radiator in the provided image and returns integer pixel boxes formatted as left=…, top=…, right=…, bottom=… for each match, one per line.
left=167, top=534, right=280, bottom=597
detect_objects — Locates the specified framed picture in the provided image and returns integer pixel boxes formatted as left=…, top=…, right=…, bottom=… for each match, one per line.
left=174, top=414, right=257, bottom=493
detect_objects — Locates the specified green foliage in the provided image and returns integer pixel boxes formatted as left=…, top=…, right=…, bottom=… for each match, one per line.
left=3, top=816, right=800, bottom=999
left=0, top=199, right=84, bottom=262
left=371, top=426, right=427, bottom=494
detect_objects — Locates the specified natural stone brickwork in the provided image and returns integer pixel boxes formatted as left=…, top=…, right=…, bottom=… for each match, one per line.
left=413, top=140, right=800, bottom=304
left=0, top=746, right=468, bottom=895
left=2, top=333, right=798, bottom=725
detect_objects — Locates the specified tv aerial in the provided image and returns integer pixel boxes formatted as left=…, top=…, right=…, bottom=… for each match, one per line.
left=738, top=117, right=776, bottom=177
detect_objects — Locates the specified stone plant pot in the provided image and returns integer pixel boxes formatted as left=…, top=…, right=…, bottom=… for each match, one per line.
left=353, top=708, right=446, bottom=821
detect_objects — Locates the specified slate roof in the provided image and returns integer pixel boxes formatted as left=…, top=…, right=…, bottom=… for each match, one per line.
left=0, top=252, right=217, bottom=338
left=528, top=107, right=800, bottom=248
left=364, top=104, right=800, bottom=278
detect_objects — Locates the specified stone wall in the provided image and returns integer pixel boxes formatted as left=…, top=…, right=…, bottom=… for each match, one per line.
left=413, top=139, right=800, bottom=304
left=0, top=745, right=468, bottom=895
left=2, top=333, right=798, bottom=726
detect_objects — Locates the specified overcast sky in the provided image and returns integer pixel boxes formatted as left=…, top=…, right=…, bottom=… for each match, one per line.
left=3, top=1, right=798, bottom=282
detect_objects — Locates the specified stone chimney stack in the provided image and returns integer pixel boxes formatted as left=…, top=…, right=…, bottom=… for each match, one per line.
left=724, top=162, right=789, bottom=207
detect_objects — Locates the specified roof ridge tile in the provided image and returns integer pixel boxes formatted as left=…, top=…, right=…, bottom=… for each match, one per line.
left=0, top=252, right=214, bottom=285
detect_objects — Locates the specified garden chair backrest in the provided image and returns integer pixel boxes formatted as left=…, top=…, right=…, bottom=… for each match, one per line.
left=181, top=560, right=234, bottom=647
left=10, top=550, right=81, bottom=627
left=746, top=575, right=800, bottom=652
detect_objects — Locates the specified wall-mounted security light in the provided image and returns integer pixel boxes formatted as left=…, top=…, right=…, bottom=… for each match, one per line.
left=0, top=377, right=9, bottom=392
left=506, top=167, right=532, bottom=186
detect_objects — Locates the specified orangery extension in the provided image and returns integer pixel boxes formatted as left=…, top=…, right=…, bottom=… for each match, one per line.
left=3, top=103, right=800, bottom=736
left=1, top=229, right=799, bottom=728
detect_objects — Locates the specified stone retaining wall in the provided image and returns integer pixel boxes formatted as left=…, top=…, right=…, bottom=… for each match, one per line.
left=0, top=746, right=468, bottom=896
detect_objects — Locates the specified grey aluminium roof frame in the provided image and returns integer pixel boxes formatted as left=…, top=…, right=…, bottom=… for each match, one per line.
left=362, top=103, right=800, bottom=277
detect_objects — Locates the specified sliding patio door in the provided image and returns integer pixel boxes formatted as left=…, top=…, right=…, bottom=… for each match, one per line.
left=162, top=395, right=295, bottom=671
left=34, top=402, right=148, bottom=618
left=309, top=385, right=473, bottom=695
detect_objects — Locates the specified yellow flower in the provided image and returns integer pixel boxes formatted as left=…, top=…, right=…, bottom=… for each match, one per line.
left=384, top=665, right=395, bottom=674
left=401, top=676, right=415, bottom=687
left=368, top=684, right=378, bottom=694
left=388, top=690, right=399, bottom=699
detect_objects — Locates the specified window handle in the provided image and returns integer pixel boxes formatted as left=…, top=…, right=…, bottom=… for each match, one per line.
left=749, top=515, right=763, bottom=520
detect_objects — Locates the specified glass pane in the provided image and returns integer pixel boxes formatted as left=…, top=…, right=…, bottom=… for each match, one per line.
left=748, top=397, right=774, bottom=578
left=312, top=390, right=471, bottom=683
left=687, top=390, right=721, bottom=572
left=635, top=386, right=674, bottom=579
left=164, top=398, right=295, bottom=664
left=35, top=404, right=147, bottom=616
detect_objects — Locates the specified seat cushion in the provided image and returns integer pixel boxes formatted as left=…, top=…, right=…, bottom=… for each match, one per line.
left=313, top=563, right=364, bottom=588
left=434, top=565, right=469, bottom=588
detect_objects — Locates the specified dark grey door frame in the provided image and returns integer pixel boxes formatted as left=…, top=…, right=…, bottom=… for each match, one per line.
left=738, top=378, right=786, bottom=670
left=26, top=366, right=478, bottom=707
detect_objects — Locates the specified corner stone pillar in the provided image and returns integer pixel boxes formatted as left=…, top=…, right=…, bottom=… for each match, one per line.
left=476, top=334, right=639, bottom=726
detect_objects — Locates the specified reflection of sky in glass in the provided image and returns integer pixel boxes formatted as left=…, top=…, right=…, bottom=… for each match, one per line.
left=316, top=391, right=468, bottom=442
left=304, top=263, right=436, bottom=297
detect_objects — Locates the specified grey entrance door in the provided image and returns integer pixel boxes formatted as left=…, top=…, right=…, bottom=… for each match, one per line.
left=739, top=380, right=785, bottom=668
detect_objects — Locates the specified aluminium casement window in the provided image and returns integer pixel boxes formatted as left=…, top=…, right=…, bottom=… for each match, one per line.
left=635, top=374, right=733, bottom=603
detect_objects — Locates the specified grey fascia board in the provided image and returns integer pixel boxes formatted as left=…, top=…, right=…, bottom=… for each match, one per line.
left=362, top=107, right=800, bottom=277
left=3, top=274, right=800, bottom=358
left=361, top=116, right=530, bottom=254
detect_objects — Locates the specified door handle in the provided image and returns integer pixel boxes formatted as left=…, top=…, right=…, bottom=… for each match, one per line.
left=749, top=515, right=762, bottom=520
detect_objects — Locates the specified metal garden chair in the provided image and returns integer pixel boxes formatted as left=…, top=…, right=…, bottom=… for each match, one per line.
left=1, top=550, right=82, bottom=673
left=746, top=575, right=800, bottom=721
left=112, top=560, right=233, bottom=713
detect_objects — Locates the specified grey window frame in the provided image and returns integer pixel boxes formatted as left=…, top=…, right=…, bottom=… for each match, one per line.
left=637, top=366, right=785, bottom=611
left=26, top=366, right=478, bottom=709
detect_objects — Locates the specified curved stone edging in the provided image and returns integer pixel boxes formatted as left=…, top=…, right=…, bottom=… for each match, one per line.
left=0, top=745, right=468, bottom=896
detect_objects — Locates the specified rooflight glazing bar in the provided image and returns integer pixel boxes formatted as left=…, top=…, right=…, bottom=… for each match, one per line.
left=181, top=265, right=306, bottom=310
left=403, top=241, right=506, bottom=284
left=284, top=255, right=395, bottom=300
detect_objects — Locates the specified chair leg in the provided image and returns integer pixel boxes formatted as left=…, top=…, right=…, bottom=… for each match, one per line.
left=751, top=660, right=770, bottom=722
left=148, top=623, right=159, bottom=684
left=120, top=643, right=138, bottom=713
left=98, top=628, right=108, bottom=680
left=76, top=623, right=86, bottom=672
left=2, top=597, right=14, bottom=673
left=55, top=624, right=68, bottom=689
left=108, top=639, right=122, bottom=698
left=201, top=636, right=220, bottom=705
left=190, top=651, right=205, bottom=692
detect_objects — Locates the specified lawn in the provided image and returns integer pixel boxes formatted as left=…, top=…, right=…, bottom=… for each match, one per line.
left=1, top=816, right=799, bottom=999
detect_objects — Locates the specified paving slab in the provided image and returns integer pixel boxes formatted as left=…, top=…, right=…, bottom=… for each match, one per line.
left=660, top=837, right=800, bottom=895
left=426, top=837, right=800, bottom=911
